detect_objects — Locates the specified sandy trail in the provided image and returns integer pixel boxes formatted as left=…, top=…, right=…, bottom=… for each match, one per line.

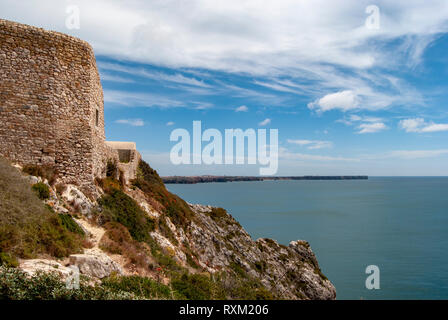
left=76, top=219, right=105, bottom=249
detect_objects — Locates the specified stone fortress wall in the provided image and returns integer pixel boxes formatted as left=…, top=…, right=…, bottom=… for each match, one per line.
left=0, top=19, right=140, bottom=189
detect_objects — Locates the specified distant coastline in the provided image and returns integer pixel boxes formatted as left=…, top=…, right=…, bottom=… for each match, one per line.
left=162, top=175, right=368, bottom=184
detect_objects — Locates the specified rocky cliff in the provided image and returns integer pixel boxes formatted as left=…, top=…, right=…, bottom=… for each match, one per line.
left=184, top=204, right=336, bottom=299
left=0, top=156, right=336, bottom=300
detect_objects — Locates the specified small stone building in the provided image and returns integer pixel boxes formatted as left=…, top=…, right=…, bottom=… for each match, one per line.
left=0, top=19, right=140, bottom=189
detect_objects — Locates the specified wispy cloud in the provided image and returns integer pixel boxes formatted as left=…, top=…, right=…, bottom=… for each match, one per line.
left=258, top=118, right=271, bottom=126
left=399, top=118, right=448, bottom=133
left=338, top=114, right=384, bottom=125
left=337, top=114, right=387, bottom=134
left=253, top=80, right=301, bottom=94
left=224, top=84, right=283, bottom=104
left=99, top=62, right=211, bottom=88
left=194, top=102, right=214, bottom=110
left=166, top=121, right=175, bottom=126
left=235, top=105, right=249, bottom=112
left=104, top=90, right=184, bottom=108
left=2, top=0, right=442, bottom=117
left=287, top=139, right=333, bottom=150
left=100, top=72, right=135, bottom=83
left=115, top=118, right=145, bottom=126
left=357, top=122, right=387, bottom=134
left=280, top=148, right=359, bottom=162
left=364, top=149, right=448, bottom=160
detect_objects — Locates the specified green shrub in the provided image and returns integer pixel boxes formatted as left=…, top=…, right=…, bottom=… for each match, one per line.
left=98, top=188, right=154, bottom=242
left=171, top=273, right=214, bottom=300
left=101, top=275, right=174, bottom=299
left=58, top=214, right=85, bottom=236
left=206, top=207, right=240, bottom=227
left=0, top=266, right=139, bottom=300
left=230, top=278, right=275, bottom=300
left=0, top=252, right=18, bottom=268
left=210, top=207, right=228, bottom=219
left=32, top=182, right=50, bottom=200
left=132, top=160, right=193, bottom=228
left=98, top=177, right=121, bottom=194
left=229, top=262, right=247, bottom=279
left=0, top=157, right=82, bottom=261
left=185, top=253, right=199, bottom=269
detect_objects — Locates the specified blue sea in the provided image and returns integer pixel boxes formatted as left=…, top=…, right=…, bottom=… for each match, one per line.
left=167, top=177, right=448, bottom=300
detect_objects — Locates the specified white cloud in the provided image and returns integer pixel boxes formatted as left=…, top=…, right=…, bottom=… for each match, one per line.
left=349, top=115, right=362, bottom=122
left=338, top=114, right=378, bottom=125
left=357, top=122, right=387, bottom=134
left=115, top=119, right=145, bottom=126
left=287, top=139, right=333, bottom=150
left=104, top=90, right=184, bottom=108
left=280, top=148, right=359, bottom=162
left=235, top=105, right=249, bottom=112
left=308, top=90, right=359, bottom=113
left=254, top=80, right=301, bottom=94
left=337, top=114, right=387, bottom=134
left=2, top=1, right=447, bottom=76
left=1, top=0, right=444, bottom=114
left=365, top=149, right=448, bottom=160
left=99, top=62, right=211, bottom=88
left=100, top=73, right=135, bottom=83
left=166, top=121, right=175, bottom=126
left=399, top=118, right=448, bottom=133
left=399, top=118, right=425, bottom=132
left=258, top=118, right=271, bottom=126
left=194, top=102, right=214, bottom=110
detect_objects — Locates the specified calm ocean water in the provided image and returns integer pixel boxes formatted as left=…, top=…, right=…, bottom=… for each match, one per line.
left=167, top=177, right=448, bottom=300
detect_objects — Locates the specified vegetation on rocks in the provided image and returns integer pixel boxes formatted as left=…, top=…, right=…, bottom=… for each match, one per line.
left=58, top=214, right=85, bottom=236
left=0, top=157, right=82, bottom=264
left=98, top=187, right=155, bottom=242
left=99, top=222, right=152, bottom=270
left=32, top=182, right=50, bottom=200
left=0, top=156, right=335, bottom=300
left=101, top=274, right=174, bottom=299
left=0, top=266, right=138, bottom=300
left=132, top=160, right=193, bottom=227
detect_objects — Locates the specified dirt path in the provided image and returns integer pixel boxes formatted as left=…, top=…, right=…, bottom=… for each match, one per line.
left=76, top=219, right=105, bottom=249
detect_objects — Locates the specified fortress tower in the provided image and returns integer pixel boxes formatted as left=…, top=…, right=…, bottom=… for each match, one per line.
left=0, top=19, right=140, bottom=189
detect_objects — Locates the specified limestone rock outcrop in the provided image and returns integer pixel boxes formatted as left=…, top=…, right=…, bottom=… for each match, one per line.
left=61, top=185, right=94, bottom=216
left=182, top=204, right=336, bottom=300
left=20, top=259, right=76, bottom=280
left=69, top=250, right=123, bottom=279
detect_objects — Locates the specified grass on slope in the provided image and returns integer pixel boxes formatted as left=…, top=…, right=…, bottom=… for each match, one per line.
left=132, top=160, right=193, bottom=228
left=0, top=157, right=82, bottom=266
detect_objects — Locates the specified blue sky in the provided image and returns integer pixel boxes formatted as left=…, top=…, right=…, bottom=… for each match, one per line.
left=2, top=0, right=448, bottom=176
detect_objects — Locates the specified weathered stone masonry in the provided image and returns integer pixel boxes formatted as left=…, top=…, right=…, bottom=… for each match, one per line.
left=0, top=19, right=139, bottom=189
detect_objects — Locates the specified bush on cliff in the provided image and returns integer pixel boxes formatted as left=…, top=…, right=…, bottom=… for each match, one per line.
left=99, top=222, right=152, bottom=270
left=32, top=182, right=50, bottom=200
left=171, top=273, right=220, bottom=300
left=0, top=266, right=139, bottom=300
left=101, top=274, right=175, bottom=299
left=58, top=214, right=85, bottom=236
left=0, top=157, right=82, bottom=262
left=98, top=188, right=155, bottom=242
left=132, top=160, right=193, bottom=227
